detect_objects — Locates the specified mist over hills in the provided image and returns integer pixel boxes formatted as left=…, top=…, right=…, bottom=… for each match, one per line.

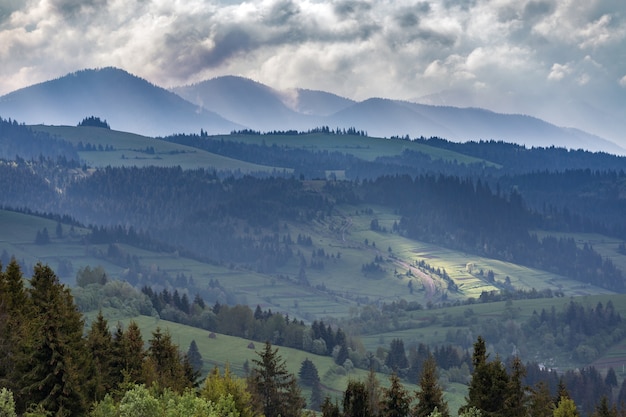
left=0, top=68, right=241, bottom=137
left=0, top=67, right=623, bottom=154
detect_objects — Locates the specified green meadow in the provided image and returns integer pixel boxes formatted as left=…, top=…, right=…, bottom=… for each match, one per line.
left=32, top=125, right=283, bottom=172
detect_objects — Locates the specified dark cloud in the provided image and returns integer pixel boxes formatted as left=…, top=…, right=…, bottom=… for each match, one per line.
left=396, top=12, right=419, bottom=28
left=264, top=0, right=300, bottom=26
left=523, top=1, right=554, bottom=20
left=0, top=0, right=23, bottom=23
left=333, top=1, right=372, bottom=18
left=50, top=0, right=109, bottom=18
left=200, top=28, right=255, bottom=68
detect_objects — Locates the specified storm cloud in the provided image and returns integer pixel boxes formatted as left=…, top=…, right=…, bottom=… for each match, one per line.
left=1, top=0, right=625, bottom=144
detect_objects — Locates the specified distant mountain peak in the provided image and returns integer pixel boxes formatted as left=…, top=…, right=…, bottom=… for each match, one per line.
left=0, top=67, right=240, bottom=136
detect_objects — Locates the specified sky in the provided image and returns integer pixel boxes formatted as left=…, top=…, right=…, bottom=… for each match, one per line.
left=1, top=0, right=625, bottom=143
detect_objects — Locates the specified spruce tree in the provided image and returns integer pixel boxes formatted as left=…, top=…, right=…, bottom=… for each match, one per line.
left=592, top=396, right=617, bottom=417
left=365, top=368, right=382, bottom=417
left=248, top=341, right=305, bottom=417
left=144, top=327, right=191, bottom=392
left=85, top=311, right=116, bottom=402
left=343, top=379, right=369, bottom=417
left=380, top=372, right=412, bottom=417
left=0, top=260, right=27, bottom=391
left=186, top=339, right=203, bottom=374
left=19, top=263, right=88, bottom=416
left=460, top=336, right=509, bottom=417
left=527, top=381, right=554, bottom=417
left=503, top=356, right=526, bottom=417
left=299, top=358, right=320, bottom=386
left=121, top=321, right=146, bottom=384
left=414, top=355, right=449, bottom=417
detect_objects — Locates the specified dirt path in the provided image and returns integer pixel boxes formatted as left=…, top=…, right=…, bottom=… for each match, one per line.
left=394, top=259, right=435, bottom=299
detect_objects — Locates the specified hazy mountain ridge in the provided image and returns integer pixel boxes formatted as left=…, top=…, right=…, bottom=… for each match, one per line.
left=0, top=67, right=241, bottom=137
left=0, top=67, right=623, bottom=154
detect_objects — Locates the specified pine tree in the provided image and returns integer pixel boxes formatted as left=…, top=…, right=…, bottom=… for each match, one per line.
left=322, top=396, right=341, bottom=417
left=386, top=339, right=409, bottom=370
left=343, top=379, right=369, bottom=417
left=365, top=368, right=382, bottom=417
left=85, top=311, right=116, bottom=402
left=18, top=263, right=88, bottom=416
left=144, top=327, right=191, bottom=392
left=503, top=356, right=526, bottom=417
left=414, top=355, right=449, bottom=417
left=381, top=372, right=412, bottom=417
left=310, top=380, right=324, bottom=411
left=299, top=358, right=320, bottom=386
left=248, top=341, right=305, bottom=417
left=527, top=381, right=554, bottom=417
left=119, top=321, right=145, bottom=385
left=0, top=260, right=27, bottom=392
left=460, top=336, right=509, bottom=417
left=186, top=339, right=203, bottom=374
left=592, top=396, right=617, bottom=417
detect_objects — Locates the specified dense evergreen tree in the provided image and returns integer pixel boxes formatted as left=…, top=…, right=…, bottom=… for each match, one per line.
left=248, top=341, right=305, bottom=417
left=18, top=263, right=87, bottom=416
left=380, top=372, right=412, bottom=417
left=460, top=336, right=510, bottom=417
left=365, top=368, right=382, bottom=417
left=527, top=381, right=554, bottom=417
left=186, top=339, right=203, bottom=374
left=299, top=358, right=321, bottom=386
left=414, top=355, right=449, bottom=417
left=322, top=397, right=342, bottom=417
left=85, top=311, right=116, bottom=402
left=118, top=321, right=146, bottom=385
left=592, top=396, right=617, bottom=417
left=386, top=338, right=409, bottom=371
left=343, top=380, right=369, bottom=417
left=144, top=327, right=192, bottom=392
left=503, top=356, right=527, bottom=417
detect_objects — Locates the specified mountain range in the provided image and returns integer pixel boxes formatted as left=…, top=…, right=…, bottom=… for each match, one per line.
left=0, top=67, right=623, bottom=154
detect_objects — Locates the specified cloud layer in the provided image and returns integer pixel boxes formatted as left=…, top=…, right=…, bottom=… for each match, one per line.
left=1, top=0, right=625, bottom=143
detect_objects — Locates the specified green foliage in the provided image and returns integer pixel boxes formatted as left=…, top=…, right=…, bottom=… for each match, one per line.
left=143, top=327, right=193, bottom=393
left=19, top=263, right=88, bottom=416
left=299, top=358, right=321, bottom=386
left=553, top=397, right=579, bottom=417
left=461, top=336, right=510, bottom=417
left=380, top=373, right=412, bottom=417
left=414, top=355, right=449, bottom=417
left=76, top=265, right=108, bottom=287
left=248, top=341, right=305, bottom=417
left=186, top=340, right=203, bottom=374
left=201, top=364, right=254, bottom=417
left=343, top=380, right=369, bottom=417
left=0, top=388, right=16, bottom=417
left=85, top=312, right=117, bottom=402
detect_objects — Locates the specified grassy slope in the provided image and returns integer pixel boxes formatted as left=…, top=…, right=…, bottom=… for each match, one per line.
left=32, top=125, right=284, bottom=172
left=107, top=315, right=469, bottom=412
left=215, top=132, right=498, bottom=166
left=1, top=203, right=615, bottom=317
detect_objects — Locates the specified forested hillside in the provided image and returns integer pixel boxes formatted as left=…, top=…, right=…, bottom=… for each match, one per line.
left=2, top=121, right=626, bottom=416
